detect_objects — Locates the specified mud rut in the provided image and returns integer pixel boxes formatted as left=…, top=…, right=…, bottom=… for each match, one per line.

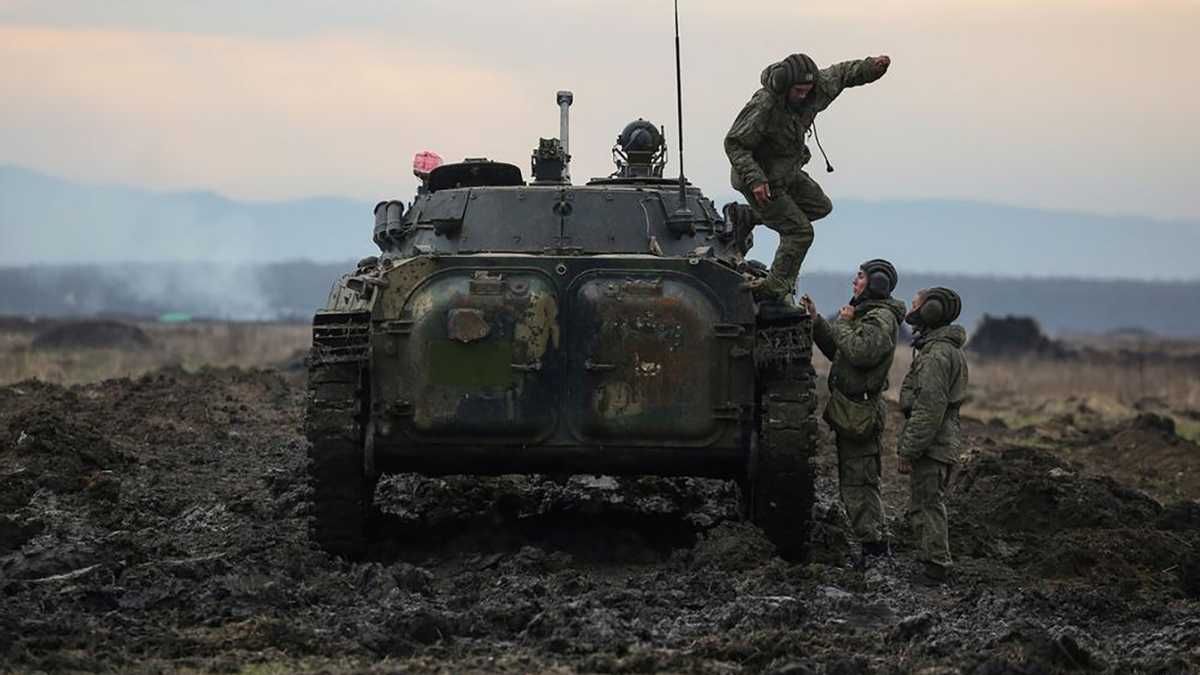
left=1, top=368, right=1198, bottom=673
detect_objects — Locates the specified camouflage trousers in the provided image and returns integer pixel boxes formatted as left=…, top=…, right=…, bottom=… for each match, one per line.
left=835, top=432, right=885, bottom=545
left=907, top=456, right=952, bottom=567
left=738, top=170, right=832, bottom=298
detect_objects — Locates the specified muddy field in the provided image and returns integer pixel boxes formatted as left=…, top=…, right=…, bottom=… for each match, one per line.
left=2, top=339, right=1200, bottom=672
left=0, top=312, right=1195, bottom=672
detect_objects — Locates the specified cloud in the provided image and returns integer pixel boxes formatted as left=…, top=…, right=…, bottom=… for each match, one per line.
left=0, top=25, right=535, bottom=200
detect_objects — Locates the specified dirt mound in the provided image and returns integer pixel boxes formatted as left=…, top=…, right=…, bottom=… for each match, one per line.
left=968, top=314, right=1072, bottom=358
left=0, top=384, right=131, bottom=554
left=953, top=445, right=1162, bottom=535
left=949, top=444, right=1200, bottom=592
left=1032, top=410, right=1200, bottom=503
left=0, top=316, right=55, bottom=333
left=4, top=407, right=124, bottom=491
left=30, top=319, right=152, bottom=351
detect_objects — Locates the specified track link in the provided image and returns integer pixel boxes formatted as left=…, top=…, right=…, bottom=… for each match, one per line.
left=305, top=312, right=376, bottom=560
left=747, top=318, right=818, bottom=561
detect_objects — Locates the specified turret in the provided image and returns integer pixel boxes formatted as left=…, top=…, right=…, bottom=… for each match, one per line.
left=612, top=119, right=667, bottom=178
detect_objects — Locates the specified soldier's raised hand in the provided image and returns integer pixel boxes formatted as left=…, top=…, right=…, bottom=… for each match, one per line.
left=751, top=182, right=772, bottom=207
left=838, top=305, right=855, bottom=321
left=873, top=55, right=891, bottom=73
left=801, top=294, right=817, bottom=317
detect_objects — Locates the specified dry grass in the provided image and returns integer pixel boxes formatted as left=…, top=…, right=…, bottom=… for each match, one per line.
left=0, top=321, right=310, bottom=386
left=838, top=344, right=1200, bottom=411
left=964, top=355, right=1200, bottom=442
left=815, top=341, right=1200, bottom=443
left=967, top=357, right=1200, bottom=410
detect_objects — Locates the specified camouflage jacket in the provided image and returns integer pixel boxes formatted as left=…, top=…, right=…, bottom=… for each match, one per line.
left=898, top=325, right=970, bottom=463
left=724, top=58, right=887, bottom=192
left=813, top=297, right=906, bottom=399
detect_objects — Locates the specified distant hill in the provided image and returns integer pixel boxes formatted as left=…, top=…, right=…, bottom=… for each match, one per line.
left=4, top=164, right=1199, bottom=281
left=738, top=198, right=1200, bottom=282
left=0, top=165, right=371, bottom=264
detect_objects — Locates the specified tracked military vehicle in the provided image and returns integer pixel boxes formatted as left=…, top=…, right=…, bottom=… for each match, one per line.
left=305, top=92, right=817, bottom=560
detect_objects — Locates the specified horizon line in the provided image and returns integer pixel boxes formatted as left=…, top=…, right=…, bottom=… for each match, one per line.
left=3, top=162, right=1198, bottom=227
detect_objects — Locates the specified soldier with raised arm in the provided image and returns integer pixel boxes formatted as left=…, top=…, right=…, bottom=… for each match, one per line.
left=802, top=259, right=905, bottom=566
left=725, top=53, right=890, bottom=304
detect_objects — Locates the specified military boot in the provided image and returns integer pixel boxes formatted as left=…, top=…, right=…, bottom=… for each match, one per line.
left=747, top=274, right=792, bottom=302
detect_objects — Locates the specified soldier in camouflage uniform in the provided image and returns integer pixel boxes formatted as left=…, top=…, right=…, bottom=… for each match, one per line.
left=897, top=287, right=969, bottom=582
left=725, top=53, right=890, bottom=302
left=802, top=259, right=905, bottom=563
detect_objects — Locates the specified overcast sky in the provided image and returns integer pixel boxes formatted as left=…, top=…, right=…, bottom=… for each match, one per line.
left=1, top=0, right=1197, bottom=221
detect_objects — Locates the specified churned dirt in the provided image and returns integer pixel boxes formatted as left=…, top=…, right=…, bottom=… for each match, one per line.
left=1, top=367, right=1198, bottom=674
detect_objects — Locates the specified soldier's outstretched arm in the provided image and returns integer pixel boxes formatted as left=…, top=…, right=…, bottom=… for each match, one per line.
left=897, top=352, right=951, bottom=460
left=821, top=56, right=889, bottom=95
left=829, top=312, right=895, bottom=369
left=724, top=92, right=772, bottom=189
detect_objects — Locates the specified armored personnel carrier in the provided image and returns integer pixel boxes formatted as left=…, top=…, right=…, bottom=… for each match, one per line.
left=305, top=93, right=817, bottom=560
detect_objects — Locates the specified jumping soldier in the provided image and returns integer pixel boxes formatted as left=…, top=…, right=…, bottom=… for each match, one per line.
left=725, top=53, right=890, bottom=304
left=897, top=287, right=968, bottom=583
left=802, top=259, right=905, bottom=565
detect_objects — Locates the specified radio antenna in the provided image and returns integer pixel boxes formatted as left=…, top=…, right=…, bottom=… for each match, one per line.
left=668, top=0, right=694, bottom=232
left=673, top=0, right=686, bottom=202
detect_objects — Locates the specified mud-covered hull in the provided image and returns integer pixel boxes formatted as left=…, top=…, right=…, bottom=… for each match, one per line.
left=316, top=253, right=758, bottom=477
left=345, top=254, right=756, bottom=478
left=309, top=250, right=816, bottom=559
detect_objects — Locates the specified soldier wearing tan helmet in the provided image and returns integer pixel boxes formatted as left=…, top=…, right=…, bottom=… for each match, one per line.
left=897, top=287, right=969, bottom=583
